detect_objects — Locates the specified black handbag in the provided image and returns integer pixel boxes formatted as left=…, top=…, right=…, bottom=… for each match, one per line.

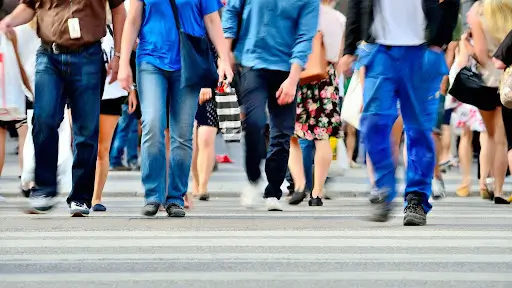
left=448, top=67, right=499, bottom=111
left=169, top=0, right=218, bottom=88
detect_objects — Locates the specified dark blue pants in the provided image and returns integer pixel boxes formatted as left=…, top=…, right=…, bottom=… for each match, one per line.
left=240, top=67, right=296, bottom=199
left=110, top=104, right=139, bottom=167
left=360, top=45, right=447, bottom=213
left=32, top=44, right=103, bottom=207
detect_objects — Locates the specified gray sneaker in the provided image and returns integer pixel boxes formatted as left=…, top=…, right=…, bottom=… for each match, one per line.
left=27, top=195, right=58, bottom=214
left=432, top=177, right=446, bottom=200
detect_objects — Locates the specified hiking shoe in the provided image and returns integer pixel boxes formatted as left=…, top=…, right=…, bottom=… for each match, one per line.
left=403, top=194, right=427, bottom=226
left=165, top=203, right=186, bottom=217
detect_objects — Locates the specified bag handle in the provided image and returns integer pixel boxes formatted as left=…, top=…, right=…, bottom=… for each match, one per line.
left=106, top=25, right=114, bottom=37
left=168, top=0, right=182, bottom=33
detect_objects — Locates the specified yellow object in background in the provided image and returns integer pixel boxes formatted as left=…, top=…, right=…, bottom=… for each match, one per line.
left=330, top=137, right=337, bottom=160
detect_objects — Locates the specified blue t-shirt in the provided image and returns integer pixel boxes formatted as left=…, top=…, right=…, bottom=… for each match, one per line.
left=137, top=0, right=223, bottom=71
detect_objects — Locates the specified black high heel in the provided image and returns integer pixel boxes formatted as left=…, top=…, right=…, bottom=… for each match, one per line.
left=308, top=196, right=323, bottom=206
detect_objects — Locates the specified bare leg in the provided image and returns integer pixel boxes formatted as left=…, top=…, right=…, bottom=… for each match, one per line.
left=440, top=124, right=452, bottom=163
left=457, top=127, right=472, bottom=197
left=0, top=128, right=6, bottom=176
left=17, top=124, right=28, bottom=174
left=346, top=124, right=360, bottom=167
left=288, top=136, right=306, bottom=191
left=92, top=115, right=119, bottom=207
left=311, top=139, right=332, bottom=198
left=197, top=126, right=217, bottom=198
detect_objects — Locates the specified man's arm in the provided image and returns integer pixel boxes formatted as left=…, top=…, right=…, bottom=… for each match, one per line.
left=222, top=0, right=242, bottom=49
left=205, top=12, right=230, bottom=64
left=109, top=0, right=127, bottom=56
left=343, top=0, right=363, bottom=56
left=107, top=0, right=127, bottom=83
left=0, top=3, right=36, bottom=31
left=425, top=0, right=460, bottom=49
left=289, top=0, right=319, bottom=81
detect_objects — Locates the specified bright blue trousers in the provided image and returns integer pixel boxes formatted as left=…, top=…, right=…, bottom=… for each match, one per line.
left=360, top=45, right=448, bottom=213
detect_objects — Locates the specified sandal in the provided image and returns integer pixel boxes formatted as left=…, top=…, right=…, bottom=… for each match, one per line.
left=456, top=185, right=471, bottom=197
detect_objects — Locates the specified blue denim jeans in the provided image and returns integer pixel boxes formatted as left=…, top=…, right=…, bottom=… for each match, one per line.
left=299, top=139, right=315, bottom=191
left=32, top=43, right=103, bottom=207
left=360, top=45, right=447, bottom=213
left=137, top=62, right=199, bottom=207
left=110, top=104, right=139, bottom=166
left=239, top=67, right=296, bottom=199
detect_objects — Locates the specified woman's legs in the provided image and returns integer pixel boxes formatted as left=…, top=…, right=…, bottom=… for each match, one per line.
left=196, top=125, right=217, bottom=198
left=478, top=132, right=492, bottom=192
left=311, top=139, right=332, bottom=198
left=479, top=108, right=508, bottom=201
left=191, top=124, right=199, bottom=197
left=92, top=114, right=119, bottom=208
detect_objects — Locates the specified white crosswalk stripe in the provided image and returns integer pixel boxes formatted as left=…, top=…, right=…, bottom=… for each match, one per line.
left=1, top=198, right=511, bottom=288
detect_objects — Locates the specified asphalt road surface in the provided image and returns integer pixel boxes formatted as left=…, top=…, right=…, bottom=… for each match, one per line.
left=1, top=197, right=511, bottom=288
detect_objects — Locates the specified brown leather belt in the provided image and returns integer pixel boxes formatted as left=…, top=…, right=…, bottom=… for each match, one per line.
left=40, top=41, right=100, bottom=54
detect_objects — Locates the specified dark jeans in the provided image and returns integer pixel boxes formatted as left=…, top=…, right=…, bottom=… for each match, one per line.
left=32, top=43, right=103, bottom=207
left=240, top=67, right=296, bottom=199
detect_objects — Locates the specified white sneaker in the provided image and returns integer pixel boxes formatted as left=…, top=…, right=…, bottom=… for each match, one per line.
left=241, top=183, right=259, bottom=208
left=266, top=197, right=283, bottom=211
left=69, top=201, right=90, bottom=217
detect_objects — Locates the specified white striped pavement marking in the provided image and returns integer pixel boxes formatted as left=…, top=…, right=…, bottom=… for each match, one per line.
left=2, top=272, right=512, bottom=282
left=1, top=238, right=511, bottom=248
left=1, top=253, right=512, bottom=263
left=2, top=230, right=511, bottom=238
left=0, top=213, right=511, bottom=218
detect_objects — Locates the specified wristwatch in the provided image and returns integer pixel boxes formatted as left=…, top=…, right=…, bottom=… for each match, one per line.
left=114, top=52, right=121, bottom=58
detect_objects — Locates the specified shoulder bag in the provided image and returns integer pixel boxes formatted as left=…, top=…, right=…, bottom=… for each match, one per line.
left=299, top=31, right=329, bottom=86
left=169, top=0, right=218, bottom=88
left=448, top=66, right=498, bottom=111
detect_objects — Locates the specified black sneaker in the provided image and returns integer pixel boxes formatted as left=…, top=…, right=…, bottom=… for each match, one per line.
left=165, top=203, right=186, bottom=217
left=369, top=185, right=384, bottom=204
left=288, top=189, right=310, bottom=205
left=403, top=193, right=427, bottom=226
left=141, top=203, right=159, bottom=217
left=308, top=196, right=323, bottom=206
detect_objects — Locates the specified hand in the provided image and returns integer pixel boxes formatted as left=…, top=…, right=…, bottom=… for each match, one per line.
left=199, top=88, right=213, bottom=105
left=276, top=77, right=297, bottom=106
left=127, top=90, right=138, bottom=113
left=217, top=58, right=234, bottom=83
left=493, top=57, right=506, bottom=69
left=0, top=16, right=14, bottom=35
left=429, top=46, right=443, bottom=53
left=117, top=63, right=133, bottom=92
left=338, top=55, right=356, bottom=76
left=107, top=56, right=120, bottom=84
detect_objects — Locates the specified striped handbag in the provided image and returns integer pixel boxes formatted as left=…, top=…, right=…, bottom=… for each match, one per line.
left=215, top=83, right=242, bottom=142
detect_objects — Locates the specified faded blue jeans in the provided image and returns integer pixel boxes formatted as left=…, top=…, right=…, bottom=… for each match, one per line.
left=360, top=45, right=447, bottom=213
left=32, top=43, right=103, bottom=207
left=110, top=104, right=139, bottom=167
left=137, top=62, right=199, bottom=207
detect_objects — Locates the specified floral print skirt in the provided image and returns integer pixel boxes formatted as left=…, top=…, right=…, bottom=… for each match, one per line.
left=295, top=65, right=343, bottom=140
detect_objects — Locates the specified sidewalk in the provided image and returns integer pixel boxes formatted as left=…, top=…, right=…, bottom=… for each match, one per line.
left=3, top=137, right=512, bottom=198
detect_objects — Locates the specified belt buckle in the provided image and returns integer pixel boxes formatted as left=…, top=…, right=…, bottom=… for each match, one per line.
left=51, top=43, right=60, bottom=54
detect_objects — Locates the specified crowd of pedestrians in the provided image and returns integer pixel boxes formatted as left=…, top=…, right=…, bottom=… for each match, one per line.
left=0, top=0, right=511, bottom=227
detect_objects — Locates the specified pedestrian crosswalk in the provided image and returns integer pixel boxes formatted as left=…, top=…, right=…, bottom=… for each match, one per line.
left=0, top=198, right=511, bottom=288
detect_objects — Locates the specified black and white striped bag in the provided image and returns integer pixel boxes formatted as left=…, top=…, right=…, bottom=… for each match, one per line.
left=215, top=85, right=242, bottom=142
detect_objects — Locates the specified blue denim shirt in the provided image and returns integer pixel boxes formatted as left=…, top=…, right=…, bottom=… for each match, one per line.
left=222, top=0, right=319, bottom=72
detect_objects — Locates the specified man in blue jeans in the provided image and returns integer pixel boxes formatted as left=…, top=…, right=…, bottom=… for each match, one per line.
left=223, top=0, right=318, bottom=211
left=0, top=0, right=126, bottom=216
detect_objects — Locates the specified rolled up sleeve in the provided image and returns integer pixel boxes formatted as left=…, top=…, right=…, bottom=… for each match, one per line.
left=222, top=0, right=242, bottom=39
left=290, top=1, right=319, bottom=68
left=20, top=0, right=36, bottom=9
